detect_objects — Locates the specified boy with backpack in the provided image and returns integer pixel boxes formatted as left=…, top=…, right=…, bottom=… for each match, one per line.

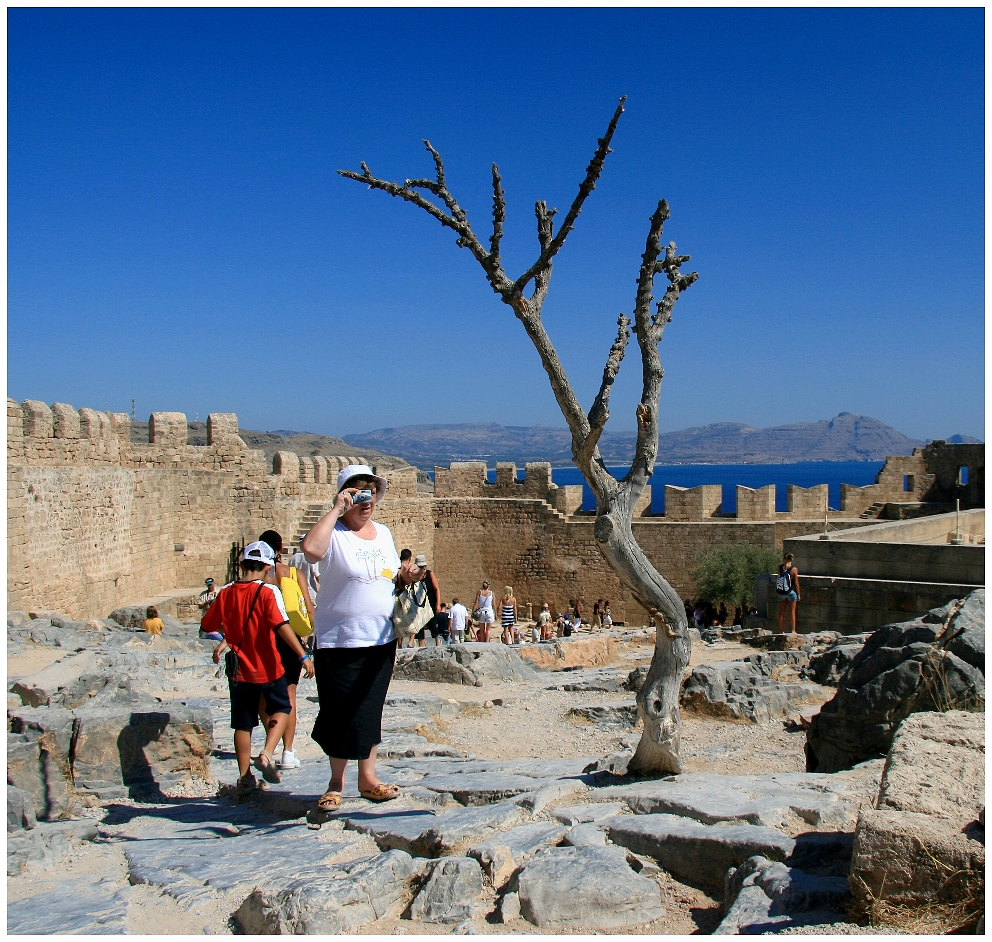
left=776, top=553, right=801, bottom=634
left=205, top=541, right=315, bottom=796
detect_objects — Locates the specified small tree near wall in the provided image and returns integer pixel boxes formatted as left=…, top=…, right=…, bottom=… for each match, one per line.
left=692, top=544, right=780, bottom=611
left=339, top=99, right=698, bottom=774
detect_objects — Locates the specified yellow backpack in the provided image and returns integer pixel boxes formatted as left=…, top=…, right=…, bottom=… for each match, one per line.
left=280, top=567, right=313, bottom=637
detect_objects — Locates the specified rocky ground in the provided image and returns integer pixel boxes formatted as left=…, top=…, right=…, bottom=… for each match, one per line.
left=7, top=607, right=982, bottom=935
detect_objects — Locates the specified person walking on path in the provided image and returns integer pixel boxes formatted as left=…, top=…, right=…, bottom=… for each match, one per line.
left=143, top=606, right=164, bottom=635
left=449, top=598, right=468, bottom=644
left=257, top=530, right=316, bottom=771
left=301, top=464, right=402, bottom=811
left=500, top=587, right=517, bottom=644
left=289, top=550, right=320, bottom=606
left=205, top=541, right=314, bottom=796
left=776, top=553, right=801, bottom=633
left=474, top=581, right=495, bottom=642
left=413, top=554, right=441, bottom=647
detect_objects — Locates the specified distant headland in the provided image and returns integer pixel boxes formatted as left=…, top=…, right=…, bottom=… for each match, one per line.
left=341, top=413, right=980, bottom=470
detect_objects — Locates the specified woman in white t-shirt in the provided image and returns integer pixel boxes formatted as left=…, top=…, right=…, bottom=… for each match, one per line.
left=301, top=464, right=401, bottom=811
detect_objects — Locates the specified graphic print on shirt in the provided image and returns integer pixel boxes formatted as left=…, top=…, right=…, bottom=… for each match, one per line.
left=352, top=546, right=388, bottom=584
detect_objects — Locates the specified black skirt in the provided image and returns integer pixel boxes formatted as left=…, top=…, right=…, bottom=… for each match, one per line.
left=310, top=640, right=397, bottom=760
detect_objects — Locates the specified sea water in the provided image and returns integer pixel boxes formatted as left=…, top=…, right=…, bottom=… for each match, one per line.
left=484, top=461, right=884, bottom=514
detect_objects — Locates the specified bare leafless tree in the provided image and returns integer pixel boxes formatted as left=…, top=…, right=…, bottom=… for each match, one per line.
left=340, top=98, right=698, bottom=774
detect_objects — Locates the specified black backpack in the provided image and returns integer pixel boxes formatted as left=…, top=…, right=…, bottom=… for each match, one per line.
left=776, top=566, right=793, bottom=594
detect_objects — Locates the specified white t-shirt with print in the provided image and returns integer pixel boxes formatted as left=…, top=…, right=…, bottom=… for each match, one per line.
left=313, top=521, right=400, bottom=649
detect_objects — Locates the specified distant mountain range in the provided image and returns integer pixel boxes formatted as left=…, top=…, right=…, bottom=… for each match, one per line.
left=342, top=413, right=981, bottom=469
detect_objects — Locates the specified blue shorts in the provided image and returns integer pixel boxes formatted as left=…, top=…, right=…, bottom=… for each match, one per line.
left=229, top=675, right=291, bottom=731
left=777, top=590, right=799, bottom=603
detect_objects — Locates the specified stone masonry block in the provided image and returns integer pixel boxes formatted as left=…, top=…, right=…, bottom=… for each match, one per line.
left=207, top=413, right=239, bottom=446
left=787, top=484, right=827, bottom=516
left=665, top=484, right=722, bottom=520
left=495, top=463, right=517, bottom=487
left=737, top=485, right=775, bottom=521
left=273, top=451, right=300, bottom=482
left=22, top=400, right=54, bottom=439
left=8, top=398, right=24, bottom=458
left=51, top=403, right=81, bottom=439
left=312, top=456, right=328, bottom=484
left=299, top=457, right=316, bottom=483
left=108, top=413, right=130, bottom=447
left=149, top=412, right=187, bottom=447
left=79, top=409, right=110, bottom=441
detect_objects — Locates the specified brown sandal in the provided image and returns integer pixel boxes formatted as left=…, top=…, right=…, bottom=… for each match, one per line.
left=317, top=785, right=342, bottom=811
left=359, top=783, right=399, bottom=803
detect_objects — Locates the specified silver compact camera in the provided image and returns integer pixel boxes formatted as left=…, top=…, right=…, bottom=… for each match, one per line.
left=353, top=489, right=373, bottom=504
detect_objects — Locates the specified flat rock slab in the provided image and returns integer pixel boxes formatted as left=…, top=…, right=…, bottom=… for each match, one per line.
left=554, top=668, right=629, bottom=692
left=124, top=817, right=370, bottom=897
left=383, top=755, right=593, bottom=805
left=876, top=709, right=984, bottom=826
left=718, top=855, right=851, bottom=934
left=341, top=798, right=524, bottom=858
left=569, top=701, right=640, bottom=728
left=516, top=845, right=664, bottom=928
left=9, top=650, right=109, bottom=708
left=395, top=644, right=541, bottom=685
left=561, top=823, right=610, bottom=847
left=593, top=769, right=877, bottom=831
left=8, top=878, right=130, bottom=934
left=235, top=850, right=421, bottom=934
left=552, top=801, right=626, bottom=825
left=605, top=813, right=796, bottom=887
left=468, top=821, right=567, bottom=883
left=409, top=856, right=484, bottom=923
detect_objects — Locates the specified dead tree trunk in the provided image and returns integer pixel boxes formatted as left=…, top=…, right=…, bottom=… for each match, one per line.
left=339, top=98, right=698, bottom=774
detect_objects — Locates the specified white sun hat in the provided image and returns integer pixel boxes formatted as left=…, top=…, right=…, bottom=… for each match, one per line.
left=241, top=541, right=276, bottom=567
left=336, top=464, right=388, bottom=500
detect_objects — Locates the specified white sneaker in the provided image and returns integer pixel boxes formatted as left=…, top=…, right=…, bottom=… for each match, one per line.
left=280, top=749, right=301, bottom=770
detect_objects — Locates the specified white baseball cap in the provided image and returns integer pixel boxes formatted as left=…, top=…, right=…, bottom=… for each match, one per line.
left=241, top=541, right=276, bottom=567
left=337, top=464, right=388, bottom=500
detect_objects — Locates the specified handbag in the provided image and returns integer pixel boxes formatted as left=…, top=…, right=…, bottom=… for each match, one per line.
left=392, top=580, right=434, bottom=641
left=225, top=583, right=265, bottom=682
left=281, top=566, right=313, bottom=637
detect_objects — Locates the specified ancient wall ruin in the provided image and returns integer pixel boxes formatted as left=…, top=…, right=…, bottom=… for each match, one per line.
left=7, top=399, right=423, bottom=618
left=7, top=397, right=983, bottom=625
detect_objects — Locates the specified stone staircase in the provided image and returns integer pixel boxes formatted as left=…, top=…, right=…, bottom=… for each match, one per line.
left=289, top=503, right=334, bottom=554
left=859, top=501, right=886, bottom=519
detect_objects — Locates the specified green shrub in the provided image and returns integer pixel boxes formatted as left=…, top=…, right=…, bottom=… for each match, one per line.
left=692, top=544, right=780, bottom=609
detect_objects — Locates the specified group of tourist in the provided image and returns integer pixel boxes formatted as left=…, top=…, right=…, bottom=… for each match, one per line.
left=194, top=462, right=800, bottom=814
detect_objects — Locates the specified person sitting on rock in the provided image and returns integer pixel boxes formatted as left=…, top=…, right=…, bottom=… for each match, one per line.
left=537, top=602, right=553, bottom=641
left=143, top=606, right=164, bottom=635
left=198, top=578, right=218, bottom=613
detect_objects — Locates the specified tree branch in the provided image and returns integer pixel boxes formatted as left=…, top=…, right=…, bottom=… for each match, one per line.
left=490, top=164, right=505, bottom=267
left=625, top=203, right=697, bottom=487
left=513, top=97, right=626, bottom=294
left=582, top=314, right=631, bottom=467
left=338, top=151, right=514, bottom=296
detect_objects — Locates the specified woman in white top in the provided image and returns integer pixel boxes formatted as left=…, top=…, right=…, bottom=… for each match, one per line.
left=474, top=581, right=495, bottom=643
left=301, top=464, right=401, bottom=810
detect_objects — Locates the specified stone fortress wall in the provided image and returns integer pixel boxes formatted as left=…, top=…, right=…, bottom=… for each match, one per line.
left=7, top=398, right=983, bottom=625
left=7, top=399, right=428, bottom=618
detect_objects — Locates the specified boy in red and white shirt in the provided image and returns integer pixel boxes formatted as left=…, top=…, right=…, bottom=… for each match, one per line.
left=204, top=541, right=315, bottom=795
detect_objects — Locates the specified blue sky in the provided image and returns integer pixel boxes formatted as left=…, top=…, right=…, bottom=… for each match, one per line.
left=7, top=7, right=984, bottom=442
